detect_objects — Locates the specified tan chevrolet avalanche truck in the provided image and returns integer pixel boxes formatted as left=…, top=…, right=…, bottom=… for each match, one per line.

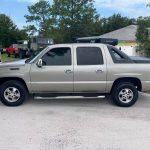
left=0, top=43, right=150, bottom=107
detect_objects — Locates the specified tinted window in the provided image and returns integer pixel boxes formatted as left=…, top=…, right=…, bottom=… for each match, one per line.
left=107, top=45, right=133, bottom=63
left=42, top=47, right=71, bottom=66
left=77, top=47, right=103, bottom=65
left=111, top=49, right=124, bottom=60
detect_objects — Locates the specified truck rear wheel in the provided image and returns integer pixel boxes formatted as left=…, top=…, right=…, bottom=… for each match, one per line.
left=112, top=82, right=138, bottom=107
left=0, top=80, right=27, bottom=106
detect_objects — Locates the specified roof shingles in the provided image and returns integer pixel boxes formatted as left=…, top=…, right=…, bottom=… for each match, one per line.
left=99, top=25, right=137, bottom=42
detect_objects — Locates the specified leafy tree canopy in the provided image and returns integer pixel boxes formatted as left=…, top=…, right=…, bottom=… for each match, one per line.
left=101, top=14, right=136, bottom=33
left=136, top=17, right=150, bottom=56
left=25, top=0, right=136, bottom=43
left=25, top=0, right=53, bottom=37
left=0, top=13, right=28, bottom=47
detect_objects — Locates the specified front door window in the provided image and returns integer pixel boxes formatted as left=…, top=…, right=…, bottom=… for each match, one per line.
left=42, top=47, right=71, bottom=66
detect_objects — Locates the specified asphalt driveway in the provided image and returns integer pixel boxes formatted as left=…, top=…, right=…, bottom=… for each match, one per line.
left=0, top=93, right=150, bottom=150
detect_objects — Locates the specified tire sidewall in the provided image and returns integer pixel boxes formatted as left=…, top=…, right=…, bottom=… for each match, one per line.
left=112, top=83, right=138, bottom=107
left=0, top=81, right=27, bottom=106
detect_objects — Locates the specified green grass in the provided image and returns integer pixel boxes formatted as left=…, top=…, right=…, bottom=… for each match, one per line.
left=1, top=53, right=19, bottom=62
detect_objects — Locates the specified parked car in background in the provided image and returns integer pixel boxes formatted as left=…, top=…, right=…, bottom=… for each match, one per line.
left=5, top=37, right=54, bottom=59
left=0, top=47, right=3, bottom=53
left=6, top=45, right=19, bottom=57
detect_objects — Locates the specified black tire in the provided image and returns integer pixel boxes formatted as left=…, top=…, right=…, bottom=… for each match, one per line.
left=13, top=52, right=16, bottom=58
left=112, top=82, right=138, bottom=107
left=0, top=80, right=28, bottom=106
left=14, top=53, right=18, bottom=58
left=7, top=53, right=10, bottom=57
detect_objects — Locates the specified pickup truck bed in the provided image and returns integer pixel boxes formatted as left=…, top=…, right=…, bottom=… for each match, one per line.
left=130, top=56, right=150, bottom=63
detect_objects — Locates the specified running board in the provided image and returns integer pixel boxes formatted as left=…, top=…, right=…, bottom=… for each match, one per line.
left=34, top=96, right=105, bottom=100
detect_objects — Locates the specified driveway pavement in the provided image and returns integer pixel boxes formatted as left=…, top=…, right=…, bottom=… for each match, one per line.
left=0, top=93, right=150, bottom=150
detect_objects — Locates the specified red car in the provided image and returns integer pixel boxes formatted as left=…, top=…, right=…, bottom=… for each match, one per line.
left=6, top=46, right=19, bottom=57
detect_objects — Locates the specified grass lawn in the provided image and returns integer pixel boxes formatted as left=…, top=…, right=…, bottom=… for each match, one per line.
left=1, top=53, right=19, bottom=62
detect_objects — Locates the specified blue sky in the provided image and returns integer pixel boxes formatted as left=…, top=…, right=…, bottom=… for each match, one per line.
left=0, top=0, right=150, bottom=29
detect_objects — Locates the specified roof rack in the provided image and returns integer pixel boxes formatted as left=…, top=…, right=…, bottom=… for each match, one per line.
left=76, top=37, right=118, bottom=46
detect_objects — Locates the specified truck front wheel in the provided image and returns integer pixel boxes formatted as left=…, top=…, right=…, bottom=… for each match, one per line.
left=0, top=80, right=27, bottom=106
left=112, top=82, right=138, bottom=107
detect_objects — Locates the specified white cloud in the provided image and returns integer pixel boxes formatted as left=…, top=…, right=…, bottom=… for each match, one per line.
left=95, top=0, right=150, bottom=17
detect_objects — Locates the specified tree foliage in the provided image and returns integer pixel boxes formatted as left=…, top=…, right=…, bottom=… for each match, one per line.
left=23, top=25, right=37, bottom=37
left=147, top=3, right=150, bottom=7
left=0, top=13, right=28, bottom=47
left=25, top=0, right=135, bottom=43
left=101, top=14, right=136, bottom=33
left=136, top=17, right=150, bottom=56
left=25, top=0, right=53, bottom=37
left=51, top=0, right=101, bottom=42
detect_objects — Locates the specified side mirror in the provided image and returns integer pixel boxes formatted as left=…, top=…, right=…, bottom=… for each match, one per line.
left=37, top=59, right=43, bottom=68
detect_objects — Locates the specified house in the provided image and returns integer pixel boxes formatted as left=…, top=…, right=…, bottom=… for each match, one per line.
left=99, top=25, right=138, bottom=56
left=77, top=25, right=139, bottom=56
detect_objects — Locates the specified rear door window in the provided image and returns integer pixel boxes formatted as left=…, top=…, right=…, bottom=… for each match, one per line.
left=76, top=47, right=104, bottom=65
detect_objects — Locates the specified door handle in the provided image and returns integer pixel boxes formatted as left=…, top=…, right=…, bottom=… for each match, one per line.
left=65, top=69, right=73, bottom=74
left=95, top=69, right=104, bottom=73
